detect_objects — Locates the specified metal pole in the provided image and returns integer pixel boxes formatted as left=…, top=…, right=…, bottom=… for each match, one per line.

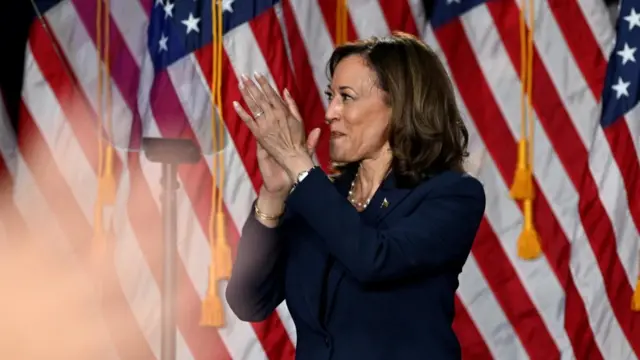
left=160, top=162, right=178, bottom=360
left=142, top=137, right=199, bottom=360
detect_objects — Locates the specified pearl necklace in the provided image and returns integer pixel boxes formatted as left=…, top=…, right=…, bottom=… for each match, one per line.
left=348, top=172, right=372, bottom=209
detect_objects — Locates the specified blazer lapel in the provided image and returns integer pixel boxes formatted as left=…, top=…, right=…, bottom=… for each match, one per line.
left=372, top=172, right=414, bottom=223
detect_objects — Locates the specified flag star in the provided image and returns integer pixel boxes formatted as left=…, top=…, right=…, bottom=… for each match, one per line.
left=624, top=8, right=640, bottom=31
left=617, top=42, right=637, bottom=65
left=158, top=34, right=168, bottom=52
left=155, top=0, right=163, bottom=6
left=612, top=77, right=631, bottom=99
left=222, top=0, right=235, bottom=12
left=163, top=1, right=174, bottom=19
left=182, top=13, right=201, bottom=34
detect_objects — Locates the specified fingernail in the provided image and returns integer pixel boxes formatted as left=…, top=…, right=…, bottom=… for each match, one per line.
left=233, top=101, right=240, bottom=108
left=284, top=88, right=291, bottom=99
left=241, top=74, right=249, bottom=81
left=254, top=71, right=262, bottom=79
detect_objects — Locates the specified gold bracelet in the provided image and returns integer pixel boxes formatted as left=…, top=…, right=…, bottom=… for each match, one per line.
left=254, top=203, right=283, bottom=221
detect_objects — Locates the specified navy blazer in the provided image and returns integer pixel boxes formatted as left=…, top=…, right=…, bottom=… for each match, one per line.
left=226, top=166, right=486, bottom=360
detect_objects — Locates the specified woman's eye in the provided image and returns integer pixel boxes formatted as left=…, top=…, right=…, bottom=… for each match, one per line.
left=340, top=93, right=352, bottom=101
left=324, top=92, right=333, bottom=101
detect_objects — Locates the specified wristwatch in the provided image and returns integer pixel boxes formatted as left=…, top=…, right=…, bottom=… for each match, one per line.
left=295, top=168, right=312, bottom=185
left=290, top=167, right=315, bottom=193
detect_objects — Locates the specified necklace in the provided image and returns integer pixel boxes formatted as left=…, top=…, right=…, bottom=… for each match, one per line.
left=348, top=165, right=392, bottom=210
left=348, top=171, right=372, bottom=209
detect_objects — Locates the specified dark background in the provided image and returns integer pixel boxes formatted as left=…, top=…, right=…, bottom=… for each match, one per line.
left=0, top=0, right=622, bottom=132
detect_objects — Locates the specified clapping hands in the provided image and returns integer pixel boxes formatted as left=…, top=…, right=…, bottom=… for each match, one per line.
left=233, top=73, right=320, bottom=196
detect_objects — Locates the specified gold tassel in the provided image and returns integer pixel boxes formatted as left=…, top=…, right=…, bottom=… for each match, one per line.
left=633, top=253, right=640, bottom=311
left=510, top=139, right=533, bottom=200
left=201, top=0, right=231, bottom=327
left=91, top=202, right=106, bottom=268
left=200, top=273, right=226, bottom=327
left=632, top=278, right=640, bottom=311
left=94, top=0, right=115, bottom=271
left=215, top=212, right=232, bottom=279
left=99, top=147, right=117, bottom=205
left=513, top=0, right=541, bottom=260
left=517, top=198, right=541, bottom=260
left=97, top=0, right=116, bottom=206
left=336, top=0, right=348, bottom=45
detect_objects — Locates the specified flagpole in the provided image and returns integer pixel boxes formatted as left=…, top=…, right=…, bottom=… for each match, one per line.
left=143, top=138, right=200, bottom=360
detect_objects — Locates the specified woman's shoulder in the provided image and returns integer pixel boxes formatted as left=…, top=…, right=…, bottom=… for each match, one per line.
left=417, top=170, right=485, bottom=200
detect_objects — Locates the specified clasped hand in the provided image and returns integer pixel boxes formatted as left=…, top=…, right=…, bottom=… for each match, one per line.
left=233, top=73, right=318, bottom=186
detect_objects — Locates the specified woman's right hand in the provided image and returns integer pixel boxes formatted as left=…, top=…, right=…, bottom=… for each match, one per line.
left=253, top=89, right=320, bottom=227
left=242, top=84, right=321, bottom=198
left=257, top=128, right=320, bottom=197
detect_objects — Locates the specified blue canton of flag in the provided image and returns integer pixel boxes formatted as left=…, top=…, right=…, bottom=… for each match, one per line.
left=429, top=0, right=490, bottom=29
left=600, top=0, right=640, bottom=128
left=148, top=0, right=280, bottom=72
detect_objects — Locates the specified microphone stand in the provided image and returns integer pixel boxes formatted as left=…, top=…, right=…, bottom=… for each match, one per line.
left=142, top=138, right=200, bottom=360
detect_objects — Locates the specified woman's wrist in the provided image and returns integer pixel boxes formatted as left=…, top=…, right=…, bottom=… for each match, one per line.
left=255, top=188, right=287, bottom=228
left=282, top=151, right=316, bottom=183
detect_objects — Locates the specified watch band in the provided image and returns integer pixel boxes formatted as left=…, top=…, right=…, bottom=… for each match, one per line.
left=291, top=166, right=316, bottom=193
left=295, top=168, right=311, bottom=185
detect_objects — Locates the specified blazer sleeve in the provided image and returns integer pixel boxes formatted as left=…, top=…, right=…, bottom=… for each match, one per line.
left=225, top=205, right=287, bottom=322
left=285, top=168, right=486, bottom=284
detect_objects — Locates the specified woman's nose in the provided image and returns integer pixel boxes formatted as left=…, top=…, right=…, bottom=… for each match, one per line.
left=325, top=101, right=340, bottom=125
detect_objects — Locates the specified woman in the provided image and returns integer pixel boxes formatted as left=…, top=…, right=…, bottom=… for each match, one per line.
left=227, top=32, right=485, bottom=360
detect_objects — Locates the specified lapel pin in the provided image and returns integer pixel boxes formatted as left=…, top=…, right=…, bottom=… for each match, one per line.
left=381, top=198, right=389, bottom=208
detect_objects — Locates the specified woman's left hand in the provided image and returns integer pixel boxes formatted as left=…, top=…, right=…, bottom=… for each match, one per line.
left=233, top=73, right=316, bottom=180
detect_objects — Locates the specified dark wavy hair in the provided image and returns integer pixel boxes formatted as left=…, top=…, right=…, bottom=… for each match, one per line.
left=327, top=32, right=469, bottom=188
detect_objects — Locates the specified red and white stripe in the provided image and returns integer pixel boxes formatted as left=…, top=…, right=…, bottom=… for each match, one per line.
left=1, top=0, right=638, bottom=359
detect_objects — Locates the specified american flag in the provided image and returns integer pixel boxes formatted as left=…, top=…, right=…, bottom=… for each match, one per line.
left=0, top=0, right=639, bottom=359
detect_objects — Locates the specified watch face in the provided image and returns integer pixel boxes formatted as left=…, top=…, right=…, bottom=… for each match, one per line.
left=297, top=170, right=310, bottom=183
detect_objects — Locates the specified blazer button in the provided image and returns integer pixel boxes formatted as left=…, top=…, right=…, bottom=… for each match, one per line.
left=324, top=337, right=330, bottom=347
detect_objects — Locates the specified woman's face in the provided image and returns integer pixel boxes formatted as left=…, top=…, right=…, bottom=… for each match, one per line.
left=324, top=55, right=392, bottom=163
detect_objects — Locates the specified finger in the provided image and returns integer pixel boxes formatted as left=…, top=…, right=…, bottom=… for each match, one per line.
left=306, top=127, right=321, bottom=155
left=254, top=73, right=285, bottom=109
left=238, top=82, right=263, bottom=117
left=233, top=101, right=259, bottom=134
left=241, top=74, right=273, bottom=115
left=283, top=88, right=303, bottom=122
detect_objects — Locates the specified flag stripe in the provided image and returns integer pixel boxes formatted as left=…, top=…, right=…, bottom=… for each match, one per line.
left=547, top=0, right=608, bottom=97
left=245, top=10, right=304, bottom=358
left=456, top=254, right=527, bottom=358
left=318, top=0, right=358, bottom=44
left=431, top=14, right=611, bottom=359
left=42, top=1, right=237, bottom=358
left=25, top=13, right=177, bottom=359
left=280, top=0, right=331, bottom=169
left=434, top=22, right=560, bottom=358
left=0, top=97, right=28, bottom=242
left=161, top=21, right=293, bottom=360
left=17, top=93, right=155, bottom=359
left=456, top=4, right=621, bottom=358
left=517, top=0, right=640, bottom=285
left=451, top=298, right=494, bottom=360
left=378, top=0, right=420, bottom=35
left=485, top=1, right=640, bottom=354
left=547, top=0, right=640, bottom=241
left=187, top=14, right=300, bottom=358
